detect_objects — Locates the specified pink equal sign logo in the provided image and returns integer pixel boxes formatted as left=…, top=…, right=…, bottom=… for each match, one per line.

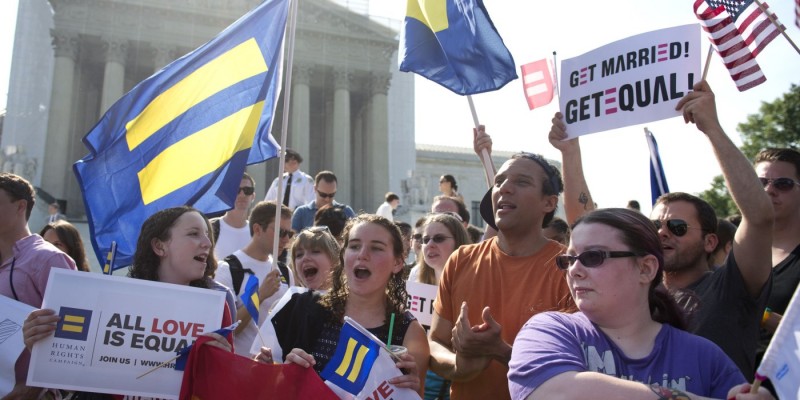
left=604, top=87, right=618, bottom=115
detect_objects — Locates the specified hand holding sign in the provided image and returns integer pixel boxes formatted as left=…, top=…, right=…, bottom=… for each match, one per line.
left=548, top=112, right=580, bottom=155
left=675, top=81, right=722, bottom=135
left=22, top=309, right=59, bottom=351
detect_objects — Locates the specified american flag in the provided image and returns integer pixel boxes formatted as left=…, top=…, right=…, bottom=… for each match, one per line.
left=693, top=0, right=784, bottom=91
left=796, top=0, right=800, bottom=28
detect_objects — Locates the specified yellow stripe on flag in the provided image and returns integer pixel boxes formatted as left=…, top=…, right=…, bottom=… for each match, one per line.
left=335, top=338, right=359, bottom=376
left=125, top=38, right=268, bottom=151
left=346, top=344, right=370, bottom=383
left=249, top=292, right=259, bottom=307
left=62, top=324, right=84, bottom=333
left=137, top=101, right=264, bottom=205
left=64, top=315, right=85, bottom=324
left=406, top=0, right=448, bottom=32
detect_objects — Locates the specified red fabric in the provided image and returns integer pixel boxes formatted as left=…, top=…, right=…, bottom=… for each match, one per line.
left=520, top=59, right=554, bottom=110
left=179, top=337, right=338, bottom=400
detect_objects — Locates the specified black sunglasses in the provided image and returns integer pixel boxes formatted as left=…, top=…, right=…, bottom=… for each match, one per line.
left=555, top=250, right=639, bottom=270
left=317, top=190, right=336, bottom=199
left=279, top=228, right=295, bottom=239
left=759, top=177, right=800, bottom=192
left=422, top=234, right=453, bottom=245
left=651, top=219, right=691, bottom=237
left=238, top=187, right=255, bottom=195
left=411, top=233, right=422, bottom=241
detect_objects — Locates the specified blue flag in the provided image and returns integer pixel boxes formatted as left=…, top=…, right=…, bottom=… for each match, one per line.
left=646, top=129, right=670, bottom=205
left=241, top=274, right=260, bottom=323
left=320, top=321, right=381, bottom=396
left=73, top=0, right=288, bottom=270
left=399, top=0, right=517, bottom=95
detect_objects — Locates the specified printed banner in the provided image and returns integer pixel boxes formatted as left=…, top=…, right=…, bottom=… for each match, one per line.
left=405, top=282, right=438, bottom=327
left=27, top=269, right=224, bottom=399
left=0, top=296, right=36, bottom=397
left=559, top=24, right=700, bottom=138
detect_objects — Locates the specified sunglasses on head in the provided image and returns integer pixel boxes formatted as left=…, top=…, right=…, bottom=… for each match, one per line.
left=555, top=250, right=639, bottom=270
left=422, top=234, right=453, bottom=245
left=651, top=219, right=691, bottom=237
left=317, top=190, right=336, bottom=199
left=759, top=177, right=800, bottom=192
left=279, top=228, right=295, bottom=239
left=303, top=226, right=330, bottom=235
left=238, top=187, right=255, bottom=195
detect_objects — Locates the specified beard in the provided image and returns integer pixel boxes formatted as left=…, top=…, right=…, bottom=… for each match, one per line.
left=663, top=239, right=708, bottom=273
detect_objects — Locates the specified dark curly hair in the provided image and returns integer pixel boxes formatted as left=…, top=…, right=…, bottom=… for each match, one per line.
left=40, top=221, right=90, bottom=272
left=321, top=214, right=408, bottom=325
left=128, top=206, right=217, bottom=288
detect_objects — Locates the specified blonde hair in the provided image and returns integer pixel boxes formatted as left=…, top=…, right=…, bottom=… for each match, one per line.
left=289, top=227, right=340, bottom=288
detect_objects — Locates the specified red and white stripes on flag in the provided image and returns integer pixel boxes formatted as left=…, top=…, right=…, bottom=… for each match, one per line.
left=520, top=59, right=555, bottom=110
left=693, top=0, right=784, bottom=91
left=796, top=0, right=800, bottom=29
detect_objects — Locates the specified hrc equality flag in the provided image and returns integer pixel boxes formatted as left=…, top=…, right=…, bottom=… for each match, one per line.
left=73, top=0, right=288, bottom=270
left=321, top=318, right=420, bottom=400
left=645, top=128, right=670, bottom=206
left=179, top=335, right=338, bottom=400
left=520, top=59, right=555, bottom=110
left=241, top=274, right=260, bottom=323
left=399, top=0, right=517, bottom=95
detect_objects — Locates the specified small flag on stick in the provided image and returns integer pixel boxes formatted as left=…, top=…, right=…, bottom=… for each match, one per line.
left=520, top=59, right=555, bottom=110
left=645, top=128, right=670, bottom=205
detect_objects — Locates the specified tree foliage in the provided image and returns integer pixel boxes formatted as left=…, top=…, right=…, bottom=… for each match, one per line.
left=698, top=84, right=800, bottom=218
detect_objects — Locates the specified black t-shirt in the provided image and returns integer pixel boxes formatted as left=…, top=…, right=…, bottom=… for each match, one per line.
left=758, top=244, right=800, bottom=354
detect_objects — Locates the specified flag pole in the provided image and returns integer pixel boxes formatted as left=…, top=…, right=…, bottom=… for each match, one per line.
left=552, top=51, right=560, bottom=102
left=271, top=0, right=300, bottom=262
left=702, top=44, right=714, bottom=81
left=753, top=0, right=800, bottom=55
left=466, top=95, right=495, bottom=188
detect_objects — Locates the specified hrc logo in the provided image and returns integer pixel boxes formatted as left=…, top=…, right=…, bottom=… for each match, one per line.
left=54, top=307, right=93, bottom=341
left=322, top=326, right=379, bottom=395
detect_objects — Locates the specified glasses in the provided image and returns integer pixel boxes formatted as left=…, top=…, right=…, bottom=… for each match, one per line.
left=279, top=228, right=295, bottom=239
left=651, top=219, right=692, bottom=237
left=422, top=234, right=453, bottom=245
left=238, top=187, right=255, bottom=195
left=759, top=177, right=800, bottom=192
left=317, top=190, right=336, bottom=199
left=411, top=233, right=422, bottom=241
left=555, top=250, right=639, bottom=270
left=303, top=226, right=330, bottom=235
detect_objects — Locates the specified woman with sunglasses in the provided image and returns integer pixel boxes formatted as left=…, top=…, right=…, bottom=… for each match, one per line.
left=408, top=213, right=470, bottom=400
left=508, top=208, right=772, bottom=400
left=265, top=214, right=429, bottom=395
left=290, top=226, right=339, bottom=291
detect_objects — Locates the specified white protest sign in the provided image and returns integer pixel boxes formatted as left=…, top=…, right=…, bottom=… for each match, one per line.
left=559, top=24, right=700, bottom=138
left=405, top=282, right=438, bottom=327
left=27, top=269, right=224, bottom=399
left=0, top=296, right=35, bottom=397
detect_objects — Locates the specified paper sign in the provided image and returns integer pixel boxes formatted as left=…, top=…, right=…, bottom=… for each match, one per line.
left=405, top=282, right=438, bottom=327
left=559, top=24, right=700, bottom=138
left=0, top=296, right=36, bottom=397
left=27, top=269, right=224, bottom=399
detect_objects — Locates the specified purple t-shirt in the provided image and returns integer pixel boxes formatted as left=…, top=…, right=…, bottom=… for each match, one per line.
left=508, top=312, right=744, bottom=400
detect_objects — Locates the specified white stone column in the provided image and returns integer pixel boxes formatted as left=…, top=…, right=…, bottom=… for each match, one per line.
left=42, top=31, right=79, bottom=199
left=366, top=72, right=391, bottom=211
left=100, top=38, right=128, bottom=113
left=332, top=70, right=352, bottom=204
left=289, top=65, right=312, bottom=161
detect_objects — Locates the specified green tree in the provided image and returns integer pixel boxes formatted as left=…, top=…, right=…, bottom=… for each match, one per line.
left=698, top=83, right=800, bottom=218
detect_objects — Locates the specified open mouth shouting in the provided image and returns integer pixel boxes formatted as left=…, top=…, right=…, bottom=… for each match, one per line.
left=352, top=266, right=372, bottom=280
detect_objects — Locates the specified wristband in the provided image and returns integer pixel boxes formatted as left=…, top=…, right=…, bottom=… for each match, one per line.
left=761, top=307, right=772, bottom=327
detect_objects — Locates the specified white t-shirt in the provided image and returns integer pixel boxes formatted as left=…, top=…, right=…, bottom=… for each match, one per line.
left=213, top=218, right=251, bottom=260
left=375, top=201, right=394, bottom=220
left=215, top=250, right=294, bottom=356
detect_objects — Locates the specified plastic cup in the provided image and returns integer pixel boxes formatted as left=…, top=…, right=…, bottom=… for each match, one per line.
left=388, top=345, right=408, bottom=360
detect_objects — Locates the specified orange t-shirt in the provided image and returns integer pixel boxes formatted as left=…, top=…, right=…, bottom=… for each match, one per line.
left=434, top=237, right=574, bottom=400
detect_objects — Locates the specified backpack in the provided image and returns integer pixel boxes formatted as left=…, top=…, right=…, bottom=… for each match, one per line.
left=225, top=254, right=291, bottom=294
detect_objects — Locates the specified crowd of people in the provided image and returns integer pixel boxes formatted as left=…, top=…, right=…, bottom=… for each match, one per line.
left=2, top=80, right=796, bottom=400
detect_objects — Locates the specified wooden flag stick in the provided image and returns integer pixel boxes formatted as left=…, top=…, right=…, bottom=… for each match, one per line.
left=552, top=51, right=560, bottom=102
left=136, top=354, right=181, bottom=379
left=702, top=44, right=714, bottom=81
left=466, top=95, right=496, bottom=188
left=753, top=0, right=800, bottom=55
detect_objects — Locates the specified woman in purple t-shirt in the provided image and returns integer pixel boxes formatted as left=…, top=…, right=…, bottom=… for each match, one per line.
left=508, top=208, right=772, bottom=400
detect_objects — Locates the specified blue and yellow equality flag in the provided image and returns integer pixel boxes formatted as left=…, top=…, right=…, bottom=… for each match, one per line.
left=73, top=0, right=289, bottom=270
left=399, top=0, right=517, bottom=95
left=241, top=274, right=260, bottom=323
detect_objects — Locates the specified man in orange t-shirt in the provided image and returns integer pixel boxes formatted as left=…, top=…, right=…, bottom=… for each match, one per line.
left=429, top=148, right=574, bottom=400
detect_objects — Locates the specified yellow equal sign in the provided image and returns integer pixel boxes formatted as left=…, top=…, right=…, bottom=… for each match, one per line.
left=406, top=0, right=449, bottom=32
left=62, top=315, right=86, bottom=333
left=334, top=338, right=371, bottom=383
left=125, top=38, right=268, bottom=205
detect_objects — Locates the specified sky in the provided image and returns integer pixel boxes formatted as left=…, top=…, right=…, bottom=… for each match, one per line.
left=1, top=0, right=798, bottom=216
